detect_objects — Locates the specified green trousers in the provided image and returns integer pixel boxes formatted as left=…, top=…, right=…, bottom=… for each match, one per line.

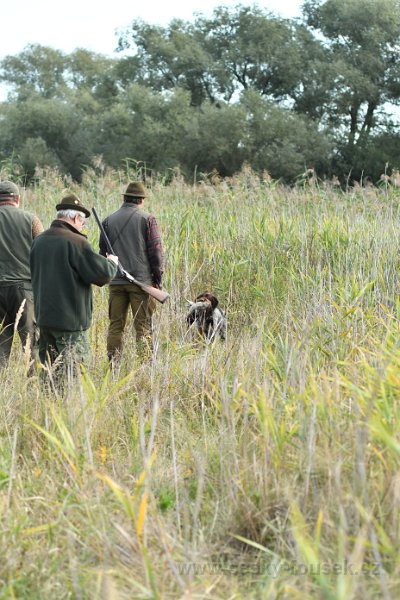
left=38, top=327, right=90, bottom=366
left=0, top=282, right=37, bottom=365
left=107, top=284, right=156, bottom=360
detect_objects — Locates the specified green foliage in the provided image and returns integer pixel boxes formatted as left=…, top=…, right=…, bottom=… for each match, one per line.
left=240, top=90, right=333, bottom=179
left=66, top=49, right=118, bottom=96
left=196, top=5, right=297, bottom=101
left=0, top=97, right=91, bottom=180
left=157, top=487, right=175, bottom=512
left=0, top=44, right=67, bottom=99
left=1, top=2, right=400, bottom=182
left=118, top=18, right=215, bottom=106
left=303, top=0, right=400, bottom=144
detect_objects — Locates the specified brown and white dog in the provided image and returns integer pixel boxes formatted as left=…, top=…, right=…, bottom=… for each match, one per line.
left=187, top=292, right=227, bottom=342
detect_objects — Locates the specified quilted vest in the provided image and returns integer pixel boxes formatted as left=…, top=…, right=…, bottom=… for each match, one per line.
left=104, top=204, right=153, bottom=284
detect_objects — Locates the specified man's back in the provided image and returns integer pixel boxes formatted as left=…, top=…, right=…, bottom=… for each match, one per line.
left=0, top=180, right=43, bottom=366
left=99, top=182, right=164, bottom=362
left=31, top=219, right=117, bottom=331
left=103, top=203, right=154, bottom=285
left=0, top=205, right=34, bottom=283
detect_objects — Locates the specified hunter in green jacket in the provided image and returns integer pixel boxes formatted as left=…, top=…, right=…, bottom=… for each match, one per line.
left=0, top=180, right=43, bottom=367
left=30, top=194, right=118, bottom=366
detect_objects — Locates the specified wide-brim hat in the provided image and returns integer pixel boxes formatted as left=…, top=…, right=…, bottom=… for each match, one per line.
left=56, top=193, right=91, bottom=218
left=0, top=180, right=19, bottom=197
left=123, top=182, right=146, bottom=198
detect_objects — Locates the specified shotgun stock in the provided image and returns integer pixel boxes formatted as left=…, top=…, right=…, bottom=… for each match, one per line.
left=92, top=207, right=170, bottom=304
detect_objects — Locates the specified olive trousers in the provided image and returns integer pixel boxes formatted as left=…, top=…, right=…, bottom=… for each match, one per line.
left=107, top=284, right=156, bottom=360
left=38, top=327, right=90, bottom=366
left=0, top=282, right=37, bottom=365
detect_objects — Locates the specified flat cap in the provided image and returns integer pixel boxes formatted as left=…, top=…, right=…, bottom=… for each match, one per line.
left=0, top=180, right=19, bottom=197
left=56, top=193, right=91, bottom=218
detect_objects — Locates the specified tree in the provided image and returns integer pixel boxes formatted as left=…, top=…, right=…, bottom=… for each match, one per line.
left=196, top=5, right=299, bottom=102
left=2, top=4, right=399, bottom=184
left=0, top=98, right=93, bottom=179
left=0, top=44, right=67, bottom=100
left=118, top=19, right=215, bottom=106
left=279, top=23, right=334, bottom=120
left=117, top=7, right=310, bottom=106
left=239, top=90, right=333, bottom=180
left=303, top=0, right=400, bottom=149
left=66, top=49, right=119, bottom=104
left=178, top=100, right=248, bottom=177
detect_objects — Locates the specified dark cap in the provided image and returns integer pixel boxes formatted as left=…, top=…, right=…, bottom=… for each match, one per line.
left=123, top=182, right=146, bottom=198
left=56, top=193, right=91, bottom=218
left=0, top=180, right=19, bottom=198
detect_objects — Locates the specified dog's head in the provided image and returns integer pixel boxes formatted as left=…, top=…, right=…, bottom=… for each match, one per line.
left=194, top=292, right=219, bottom=310
left=186, top=291, right=219, bottom=327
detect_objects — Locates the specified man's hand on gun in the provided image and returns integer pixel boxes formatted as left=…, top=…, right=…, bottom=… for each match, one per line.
left=106, top=253, right=119, bottom=266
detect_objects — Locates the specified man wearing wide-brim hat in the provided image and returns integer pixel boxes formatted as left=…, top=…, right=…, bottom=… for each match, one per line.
left=30, top=193, right=118, bottom=370
left=0, top=180, right=44, bottom=368
left=99, top=181, right=164, bottom=362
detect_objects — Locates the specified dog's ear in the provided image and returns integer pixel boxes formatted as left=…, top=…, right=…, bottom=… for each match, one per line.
left=204, top=293, right=219, bottom=310
left=195, top=291, right=209, bottom=302
left=208, top=294, right=219, bottom=310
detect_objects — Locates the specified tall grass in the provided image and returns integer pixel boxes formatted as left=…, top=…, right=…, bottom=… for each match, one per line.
left=0, top=165, right=399, bottom=598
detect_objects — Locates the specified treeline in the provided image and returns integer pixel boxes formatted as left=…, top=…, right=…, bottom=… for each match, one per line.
left=1, top=0, right=400, bottom=184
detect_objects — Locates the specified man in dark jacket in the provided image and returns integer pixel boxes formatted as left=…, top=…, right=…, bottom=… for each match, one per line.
left=99, top=182, right=164, bottom=361
left=30, top=194, right=118, bottom=366
left=0, top=180, right=43, bottom=366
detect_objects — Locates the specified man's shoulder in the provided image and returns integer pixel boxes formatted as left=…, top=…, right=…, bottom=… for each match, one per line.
left=36, top=221, right=89, bottom=250
left=105, top=205, right=152, bottom=223
left=130, top=206, right=153, bottom=221
left=20, top=208, right=35, bottom=219
left=0, top=205, right=34, bottom=220
left=138, top=207, right=152, bottom=219
left=103, top=206, right=124, bottom=222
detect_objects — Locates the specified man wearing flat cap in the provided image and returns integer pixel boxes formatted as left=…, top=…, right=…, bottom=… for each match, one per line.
left=0, top=180, right=43, bottom=367
left=30, top=193, right=118, bottom=369
left=99, top=181, right=164, bottom=362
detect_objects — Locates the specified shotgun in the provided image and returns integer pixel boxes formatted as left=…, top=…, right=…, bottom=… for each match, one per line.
left=92, top=207, right=170, bottom=304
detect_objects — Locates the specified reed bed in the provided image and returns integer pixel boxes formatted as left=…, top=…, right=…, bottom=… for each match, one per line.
left=0, top=165, right=399, bottom=599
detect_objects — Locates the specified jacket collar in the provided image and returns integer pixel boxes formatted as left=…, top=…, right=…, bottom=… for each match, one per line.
left=51, top=219, right=88, bottom=238
left=0, top=201, right=18, bottom=208
left=121, top=203, right=140, bottom=210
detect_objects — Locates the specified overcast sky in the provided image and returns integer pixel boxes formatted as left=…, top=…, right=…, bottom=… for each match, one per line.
left=2, top=1, right=303, bottom=59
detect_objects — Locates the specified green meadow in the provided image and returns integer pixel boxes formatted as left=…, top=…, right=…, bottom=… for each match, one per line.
left=0, top=165, right=399, bottom=599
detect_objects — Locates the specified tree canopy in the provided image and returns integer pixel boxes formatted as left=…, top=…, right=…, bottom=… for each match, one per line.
left=0, top=0, right=399, bottom=184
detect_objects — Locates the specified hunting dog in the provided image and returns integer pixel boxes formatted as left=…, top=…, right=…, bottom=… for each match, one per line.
left=186, top=292, right=227, bottom=342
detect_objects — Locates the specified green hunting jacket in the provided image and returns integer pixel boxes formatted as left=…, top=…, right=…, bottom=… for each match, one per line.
left=0, top=204, right=35, bottom=284
left=30, top=220, right=117, bottom=331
